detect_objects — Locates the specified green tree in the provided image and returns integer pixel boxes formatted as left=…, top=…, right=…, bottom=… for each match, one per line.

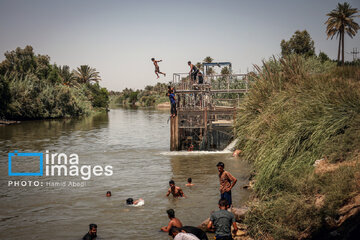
left=73, top=65, right=100, bottom=84
left=86, top=83, right=109, bottom=109
left=0, top=75, right=10, bottom=118
left=0, top=45, right=52, bottom=80
left=195, top=62, right=203, bottom=71
left=129, top=91, right=139, bottom=105
left=220, top=66, right=230, bottom=75
left=203, top=56, right=213, bottom=63
left=56, top=65, right=75, bottom=85
left=203, top=56, right=215, bottom=75
left=318, top=51, right=331, bottom=63
left=325, top=2, right=359, bottom=65
left=281, top=30, right=315, bottom=57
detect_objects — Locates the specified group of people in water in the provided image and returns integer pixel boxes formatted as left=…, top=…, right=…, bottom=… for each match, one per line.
left=82, top=161, right=238, bottom=240
left=159, top=161, right=238, bottom=240
left=82, top=60, right=237, bottom=239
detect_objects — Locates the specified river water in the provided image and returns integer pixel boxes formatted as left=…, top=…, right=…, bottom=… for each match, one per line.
left=0, top=108, right=251, bottom=240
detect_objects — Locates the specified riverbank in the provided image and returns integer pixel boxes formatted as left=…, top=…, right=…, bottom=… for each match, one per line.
left=235, top=55, right=360, bottom=239
left=0, top=46, right=109, bottom=120
left=109, top=82, right=169, bottom=108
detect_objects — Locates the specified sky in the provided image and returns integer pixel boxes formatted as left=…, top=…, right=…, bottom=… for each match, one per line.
left=0, top=0, right=359, bottom=91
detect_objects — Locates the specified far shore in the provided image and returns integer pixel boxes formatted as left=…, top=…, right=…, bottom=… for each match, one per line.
left=155, top=102, right=170, bottom=109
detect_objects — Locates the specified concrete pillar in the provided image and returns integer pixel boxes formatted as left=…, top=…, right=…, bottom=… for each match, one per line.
left=170, top=115, right=179, bottom=151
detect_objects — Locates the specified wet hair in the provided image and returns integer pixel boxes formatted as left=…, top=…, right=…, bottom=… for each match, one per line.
left=167, top=208, right=175, bottom=218
left=106, top=191, right=111, bottom=195
left=126, top=198, right=134, bottom=205
left=187, top=178, right=192, bottom=183
left=151, top=58, right=155, bottom=61
left=216, top=162, right=225, bottom=168
left=188, top=61, right=191, bottom=64
left=169, top=180, right=175, bottom=185
left=219, top=198, right=229, bottom=207
left=89, top=223, right=97, bottom=230
left=169, top=227, right=181, bottom=236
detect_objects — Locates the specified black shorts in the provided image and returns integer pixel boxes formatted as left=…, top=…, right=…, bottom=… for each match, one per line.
left=171, top=103, right=177, bottom=115
left=191, top=70, right=199, bottom=81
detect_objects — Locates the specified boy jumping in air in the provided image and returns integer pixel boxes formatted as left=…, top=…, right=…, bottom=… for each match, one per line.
left=151, top=58, right=166, bottom=78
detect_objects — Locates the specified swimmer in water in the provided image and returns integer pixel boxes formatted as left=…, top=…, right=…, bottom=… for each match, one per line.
left=186, top=178, right=194, bottom=187
left=161, top=209, right=183, bottom=232
left=106, top=191, right=111, bottom=197
left=188, top=143, right=194, bottom=151
left=82, top=223, right=97, bottom=240
left=166, top=180, right=186, bottom=198
left=126, top=198, right=144, bottom=206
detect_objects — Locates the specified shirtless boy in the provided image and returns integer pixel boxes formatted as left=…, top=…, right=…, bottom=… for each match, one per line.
left=166, top=180, right=186, bottom=198
left=217, top=162, right=237, bottom=207
left=186, top=178, right=194, bottom=187
left=161, top=209, right=183, bottom=232
left=151, top=58, right=166, bottom=78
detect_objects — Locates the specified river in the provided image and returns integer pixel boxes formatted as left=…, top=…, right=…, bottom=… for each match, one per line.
left=0, top=108, right=251, bottom=240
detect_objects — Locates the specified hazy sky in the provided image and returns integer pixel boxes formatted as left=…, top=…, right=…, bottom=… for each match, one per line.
left=0, top=0, right=359, bottom=91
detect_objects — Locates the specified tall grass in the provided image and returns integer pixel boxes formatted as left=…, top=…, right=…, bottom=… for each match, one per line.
left=235, top=55, right=360, bottom=239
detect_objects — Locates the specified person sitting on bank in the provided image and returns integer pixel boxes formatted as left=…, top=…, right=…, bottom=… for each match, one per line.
left=169, top=227, right=200, bottom=240
left=207, top=199, right=238, bottom=240
left=186, top=178, right=194, bottom=187
left=82, top=223, right=97, bottom=240
left=188, top=61, right=199, bottom=83
left=166, top=180, right=186, bottom=198
left=181, top=226, right=208, bottom=240
left=161, top=209, right=183, bottom=232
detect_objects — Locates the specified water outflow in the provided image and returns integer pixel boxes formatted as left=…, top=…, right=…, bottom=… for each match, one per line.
left=223, top=138, right=238, bottom=152
left=161, top=138, right=238, bottom=156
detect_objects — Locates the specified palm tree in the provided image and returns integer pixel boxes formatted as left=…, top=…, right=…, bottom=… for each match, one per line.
left=56, top=65, right=75, bottom=85
left=325, top=2, right=359, bottom=65
left=73, top=65, right=100, bottom=84
left=203, top=56, right=215, bottom=75
left=203, top=56, right=213, bottom=63
left=195, top=62, right=203, bottom=71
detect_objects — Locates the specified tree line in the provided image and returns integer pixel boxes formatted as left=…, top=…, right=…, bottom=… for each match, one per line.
left=281, top=2, right=359, bottom=65
left=0, top=46, right=109, bottom=120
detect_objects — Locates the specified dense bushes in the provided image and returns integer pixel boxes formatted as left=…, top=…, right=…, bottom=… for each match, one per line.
left=0, top=46, right=109, bottom=120
left=235, top=55, right=360, bottom=239
left=111, top=82, right=168, bottom=107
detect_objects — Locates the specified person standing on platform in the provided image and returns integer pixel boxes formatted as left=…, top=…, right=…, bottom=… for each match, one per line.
left=188, top=61, right=199, bottom=83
